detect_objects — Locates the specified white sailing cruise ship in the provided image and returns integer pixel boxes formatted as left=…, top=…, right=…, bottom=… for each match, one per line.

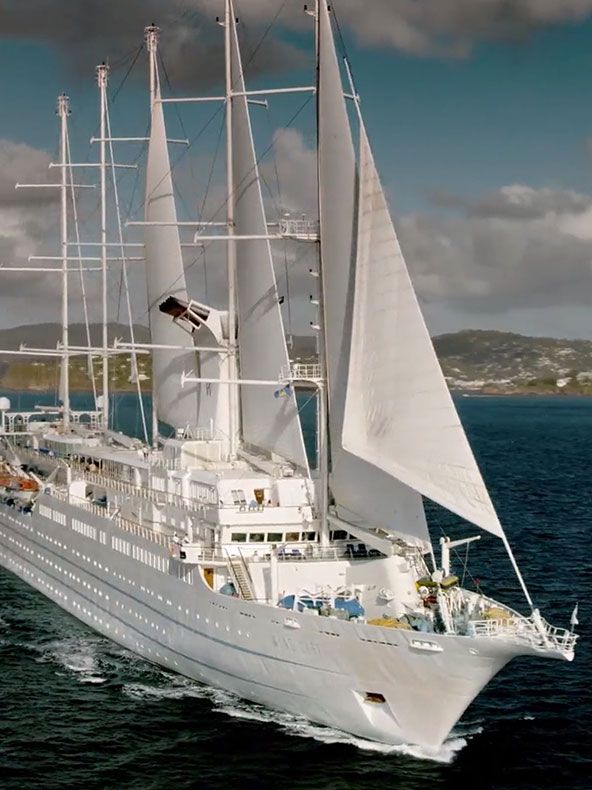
left=0, top=0, right=578, bottom=751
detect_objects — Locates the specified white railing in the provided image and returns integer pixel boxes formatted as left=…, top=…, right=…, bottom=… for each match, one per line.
left=48, top=489, right=173, bottom=549
left=279, top=218, right=319, bottom=241
left=470, top=614, right=577, bottom=655
left=80, top=469, right=216, bottom=511
left=280, top=363, right=323, bottom=383
left=0, top=409, right=103, bottom=434
left=175, top=425, right=216, bottom=441
left=169, top=543, right=225, bottom=563
left=276, top=544, right=383, bottom=562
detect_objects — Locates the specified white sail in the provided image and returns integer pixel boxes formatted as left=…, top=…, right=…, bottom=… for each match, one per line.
left=230, top=12, right=308, bottom=471
left=317, top=0, right=429, bottom=544
left=144, top=82, right=200, bottom=431
left=342, top=124, right=503, bottom=538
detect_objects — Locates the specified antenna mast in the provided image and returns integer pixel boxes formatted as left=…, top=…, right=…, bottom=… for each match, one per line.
left=145, top=23, right=160, bottom=447
left=97, top=63, right=110, bottom=431
left=223, top=0, right=239, bottom=460
left=312, top=0, right=330, bottom=546
left=57, top=93, right=71, bottom=432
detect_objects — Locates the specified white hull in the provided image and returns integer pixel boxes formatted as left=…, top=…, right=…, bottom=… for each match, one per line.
left=0, top=499, right=527, bottom=750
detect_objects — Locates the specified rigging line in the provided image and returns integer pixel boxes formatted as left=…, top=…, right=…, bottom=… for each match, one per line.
left=330, top=3, right=351, bottom=66
left=262, top=105, right=294, bottom=339
left=128, top=102, right=225, bottom=219
left=135, top=93, right=313, bottom=323
left=158, top=49, right=198, bottom=210
left=197, top=110, right=226, bottom=304
left=126, top=121, right=151, bottom=217
left=128, top=1, right=289, bottom=221
left=193, top=93, right=314, bottom=230
left=461, top=540, right=470, bottom=587
left=65, top=122, right=98, bottom=409
left=105, top=99, right=149, bottom=445
left=235, top=0, right=290, bottom=71
left=111, top=44, right=144, bottom=104
left=158, top=50, right=192, bottom=150
left=198, top=105, right=226, bottom=219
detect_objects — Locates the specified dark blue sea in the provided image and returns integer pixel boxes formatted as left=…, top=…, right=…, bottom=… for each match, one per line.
left=0, top=394, right=590, bottom=789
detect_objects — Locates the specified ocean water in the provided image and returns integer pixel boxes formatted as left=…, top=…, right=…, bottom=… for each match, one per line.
left=0, top=394, right=590, bottom=789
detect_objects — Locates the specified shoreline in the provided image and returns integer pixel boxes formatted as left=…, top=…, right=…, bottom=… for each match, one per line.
left=2, top=386, right=592, bottom=398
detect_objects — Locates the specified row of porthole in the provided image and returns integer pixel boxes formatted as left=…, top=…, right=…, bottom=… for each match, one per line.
left=112, top=598, right=167, bottom=636
left=3, top=524, right=252, bottom=645
left=6, top=527, right=213, bottom=632
left=0, top=539, right=179, bottom=655
left=0, top=539, right=257, bottom=649
left=0, top=511, right=33, bottom=531
left=0, top=550, right=70, bottom=606
left=19, top=506, right=184, bottom=587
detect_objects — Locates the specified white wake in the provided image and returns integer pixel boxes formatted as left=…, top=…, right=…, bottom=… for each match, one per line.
left=123, top=675, right=479, bottom=764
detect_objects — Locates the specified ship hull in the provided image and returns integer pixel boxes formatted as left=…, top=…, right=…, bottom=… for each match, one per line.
left=0, top=498, right=519, bottom=750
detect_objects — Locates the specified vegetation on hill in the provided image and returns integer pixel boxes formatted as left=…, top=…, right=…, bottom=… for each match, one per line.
left=2, top=324, right=592, bottom=395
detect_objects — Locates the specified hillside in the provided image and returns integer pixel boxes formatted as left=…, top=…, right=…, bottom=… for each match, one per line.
left=434, top=330, right=592, bottom=393
left=1, top=325, right=592, bottom=394
left=0, top=323, right=152, bottom=393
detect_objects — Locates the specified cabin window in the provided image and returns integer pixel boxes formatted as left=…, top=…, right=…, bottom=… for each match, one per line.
left=267, top=532, right=282, bottom=542
left=303, top=531, right=317, bottom=541
left=231, top=533, right=247, bottom=543
left=249, top=533, right=265, bottom=542
left=231, top=489, right=247, bottom=507
left=286, top=532, right=300, bottom=542
left=330, top=530, right=348, bottom=541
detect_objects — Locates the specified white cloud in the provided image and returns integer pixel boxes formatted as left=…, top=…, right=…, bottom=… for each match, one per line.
left=2, top=0, right=592, bottom=81
left=400, top=184, right=592, bottom=314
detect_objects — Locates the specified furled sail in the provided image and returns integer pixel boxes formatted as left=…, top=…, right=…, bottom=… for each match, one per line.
left=342, top=124, right=504, bottom=538
left=229, top=11, right=309, bottom=471
left=317, top=0, right=429, bottom=545
left=144, top=80, right=200, bottom=431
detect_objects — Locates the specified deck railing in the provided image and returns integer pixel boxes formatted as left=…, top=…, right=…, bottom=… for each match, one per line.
left=48, top=489, right=173, bottom=548
left=470, top=613, right=577, bottom=655
left=78, top=469, right=215, bottom=512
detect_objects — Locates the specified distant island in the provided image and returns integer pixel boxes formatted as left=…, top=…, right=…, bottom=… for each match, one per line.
left=1, top=324, right=592, bottom=396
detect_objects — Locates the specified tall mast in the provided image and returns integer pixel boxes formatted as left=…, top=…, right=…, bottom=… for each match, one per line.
left=145, top=23, right=158, bottom=105
left=145, top=23, right=160, bottom=447
left=224, top=0, right=239, bottom=460
left=97, top=63, right=110, bottom=431
left=57, top=93, right=70, bottom=432
left=313, top=0, right=330, bottom=546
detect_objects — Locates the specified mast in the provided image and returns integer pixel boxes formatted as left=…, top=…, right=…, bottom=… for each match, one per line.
left=145, top=23, right=160, bottom=447
left=313, top=0, right=330, bottom=546
left=97, top=63, right=110, bottom=431
left=57, top=93, right=70, bottom=432
left=224, top=0, right=240, bottom=460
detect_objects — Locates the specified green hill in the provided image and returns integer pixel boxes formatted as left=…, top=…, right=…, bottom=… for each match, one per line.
left=1, top=325, right=592, bottom=395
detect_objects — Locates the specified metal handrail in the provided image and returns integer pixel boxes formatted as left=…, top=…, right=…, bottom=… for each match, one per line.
left=470, top=614, right=577, bottom=654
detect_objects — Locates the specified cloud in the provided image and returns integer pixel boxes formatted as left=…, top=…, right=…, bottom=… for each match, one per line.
left=429, top=184, right=592, bottom=220
left=1, top=0, right=591, bottom=84
left=0, top=0, right=307, bottom=89
left=0, top=140, right=58, bottom=208
left=334, top=0, right=592, bottom=57
left=0, top=138, right=103, bottom=328
left=262, top=127, right=317, bottom=215
left=399, top=184, right=592, bottom=313
left=262, top=130, right=592, bottom=323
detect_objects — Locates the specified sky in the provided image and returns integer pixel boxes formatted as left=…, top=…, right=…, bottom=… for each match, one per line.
left=2, top=0, right=592, bottom=339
